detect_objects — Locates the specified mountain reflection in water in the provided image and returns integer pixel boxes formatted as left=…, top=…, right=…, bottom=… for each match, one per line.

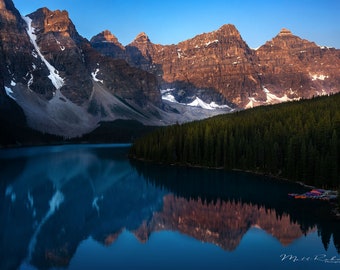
left=131, top=161, right=340, bottom=252
left=0, top=144, right=339, bottom=270
left=134, top=194, right=307, bottom=250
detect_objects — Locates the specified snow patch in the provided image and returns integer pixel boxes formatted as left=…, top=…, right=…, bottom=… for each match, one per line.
left=315, top=89, right=328, bottom=96
left=55, top=39, right=65, bottom=50
left=160, top=88, right=175, bottom=94
left=162, top=93, right=178, bottom=103
left=27, top=73, right=34, bottom=89
left=161, top=88, right=230, bottom=110
left=161, top=89, right=178, bottom=102
left=245, top=97, right=258, bottom=109
left=161, top=99, right=232, bottom=124
left=245, top=88, right=297, bottom=109
left=186, top=99, right=203, bottom=108
left=209, top=102, right=231, bottom=109
left=91, top=68, right=104, bottom=84
left=187, top=97, right=229, bottom=110
left=205, top=40, right=219, bottom=47
left=11, top=80, right=16, bottom=86
left=23, top=16, right=64, bottom=90
left=160, top=88, right=179, bottom=103
left=264, top=87, right=292, bottom=103
left=310, top=73, right=328, bottom=81
left=176, top=49, right=185, bottom=59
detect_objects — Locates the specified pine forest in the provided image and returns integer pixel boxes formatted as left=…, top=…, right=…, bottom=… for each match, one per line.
left=130, top=94, right=340, bottom=189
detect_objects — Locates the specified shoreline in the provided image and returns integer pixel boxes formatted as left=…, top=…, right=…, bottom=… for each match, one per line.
left=129, top=155, right=340, bottom=219
left=130, top=154, right=338, bottom=189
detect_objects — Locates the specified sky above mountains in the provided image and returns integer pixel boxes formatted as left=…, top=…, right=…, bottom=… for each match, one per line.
left=14, top=0, right=340, bottom=48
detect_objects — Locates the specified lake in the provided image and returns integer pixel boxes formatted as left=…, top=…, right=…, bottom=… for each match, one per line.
left=0, top=144, right=339, bottom=270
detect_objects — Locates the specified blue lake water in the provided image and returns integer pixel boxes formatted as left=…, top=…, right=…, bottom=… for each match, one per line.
left=0, top=144, right=339, bottom=270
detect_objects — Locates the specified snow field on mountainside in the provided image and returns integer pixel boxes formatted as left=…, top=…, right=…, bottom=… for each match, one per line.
left=22, top=16, right=64, bottom=90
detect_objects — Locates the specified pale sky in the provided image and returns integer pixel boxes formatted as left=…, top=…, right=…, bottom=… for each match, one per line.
left=14, top=0, right=340, bottom=48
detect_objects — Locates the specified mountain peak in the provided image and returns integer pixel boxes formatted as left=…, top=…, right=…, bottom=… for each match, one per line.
left=217, top=24, right=240, bottom=36
left=91, top=30, right=122, bottom=45
left=0, top=0, right=23, bottom=23
left=278, top=28, right=293, bottom=37
left=36, top=7, right=69, bottom=18
left=134, top=32, right=150, bottom=43
left=101, top=30, right=118, bottom=42
left=0, top=0, right=15, bottom=10
left=27, top=7, right=80, bottom=40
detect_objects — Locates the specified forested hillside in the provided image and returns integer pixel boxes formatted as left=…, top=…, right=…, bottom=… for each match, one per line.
left=130, top=94, right=340, bottom=189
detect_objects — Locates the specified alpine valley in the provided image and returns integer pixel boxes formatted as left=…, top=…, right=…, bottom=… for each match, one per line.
left=1, top=0, right=340, bottom=144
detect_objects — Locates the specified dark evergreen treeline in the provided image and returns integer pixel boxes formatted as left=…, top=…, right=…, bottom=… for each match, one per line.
left=130, top=94, right=340, bottom=189
left=0, top=119, right=157, bottom=147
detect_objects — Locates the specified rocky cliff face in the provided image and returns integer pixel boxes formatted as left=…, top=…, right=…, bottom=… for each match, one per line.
left=92, top=25, right=340, bottom=108
left=0, top=0, right=55, bottom=99
left=255, top=28, right=340, bottom=105
left=0, top=0, right=53, bottom=130
left=25, top=8, right=93, bottom=104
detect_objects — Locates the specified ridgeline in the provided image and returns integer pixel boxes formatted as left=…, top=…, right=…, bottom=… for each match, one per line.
left=130, top=94, right=340, bottom=189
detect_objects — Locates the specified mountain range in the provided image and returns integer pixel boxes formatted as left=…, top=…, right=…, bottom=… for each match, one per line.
left=1, top=0, right=340, bottom=140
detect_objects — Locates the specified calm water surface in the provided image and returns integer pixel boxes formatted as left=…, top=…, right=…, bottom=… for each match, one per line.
left=0, top=144, right=339, bottom=270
